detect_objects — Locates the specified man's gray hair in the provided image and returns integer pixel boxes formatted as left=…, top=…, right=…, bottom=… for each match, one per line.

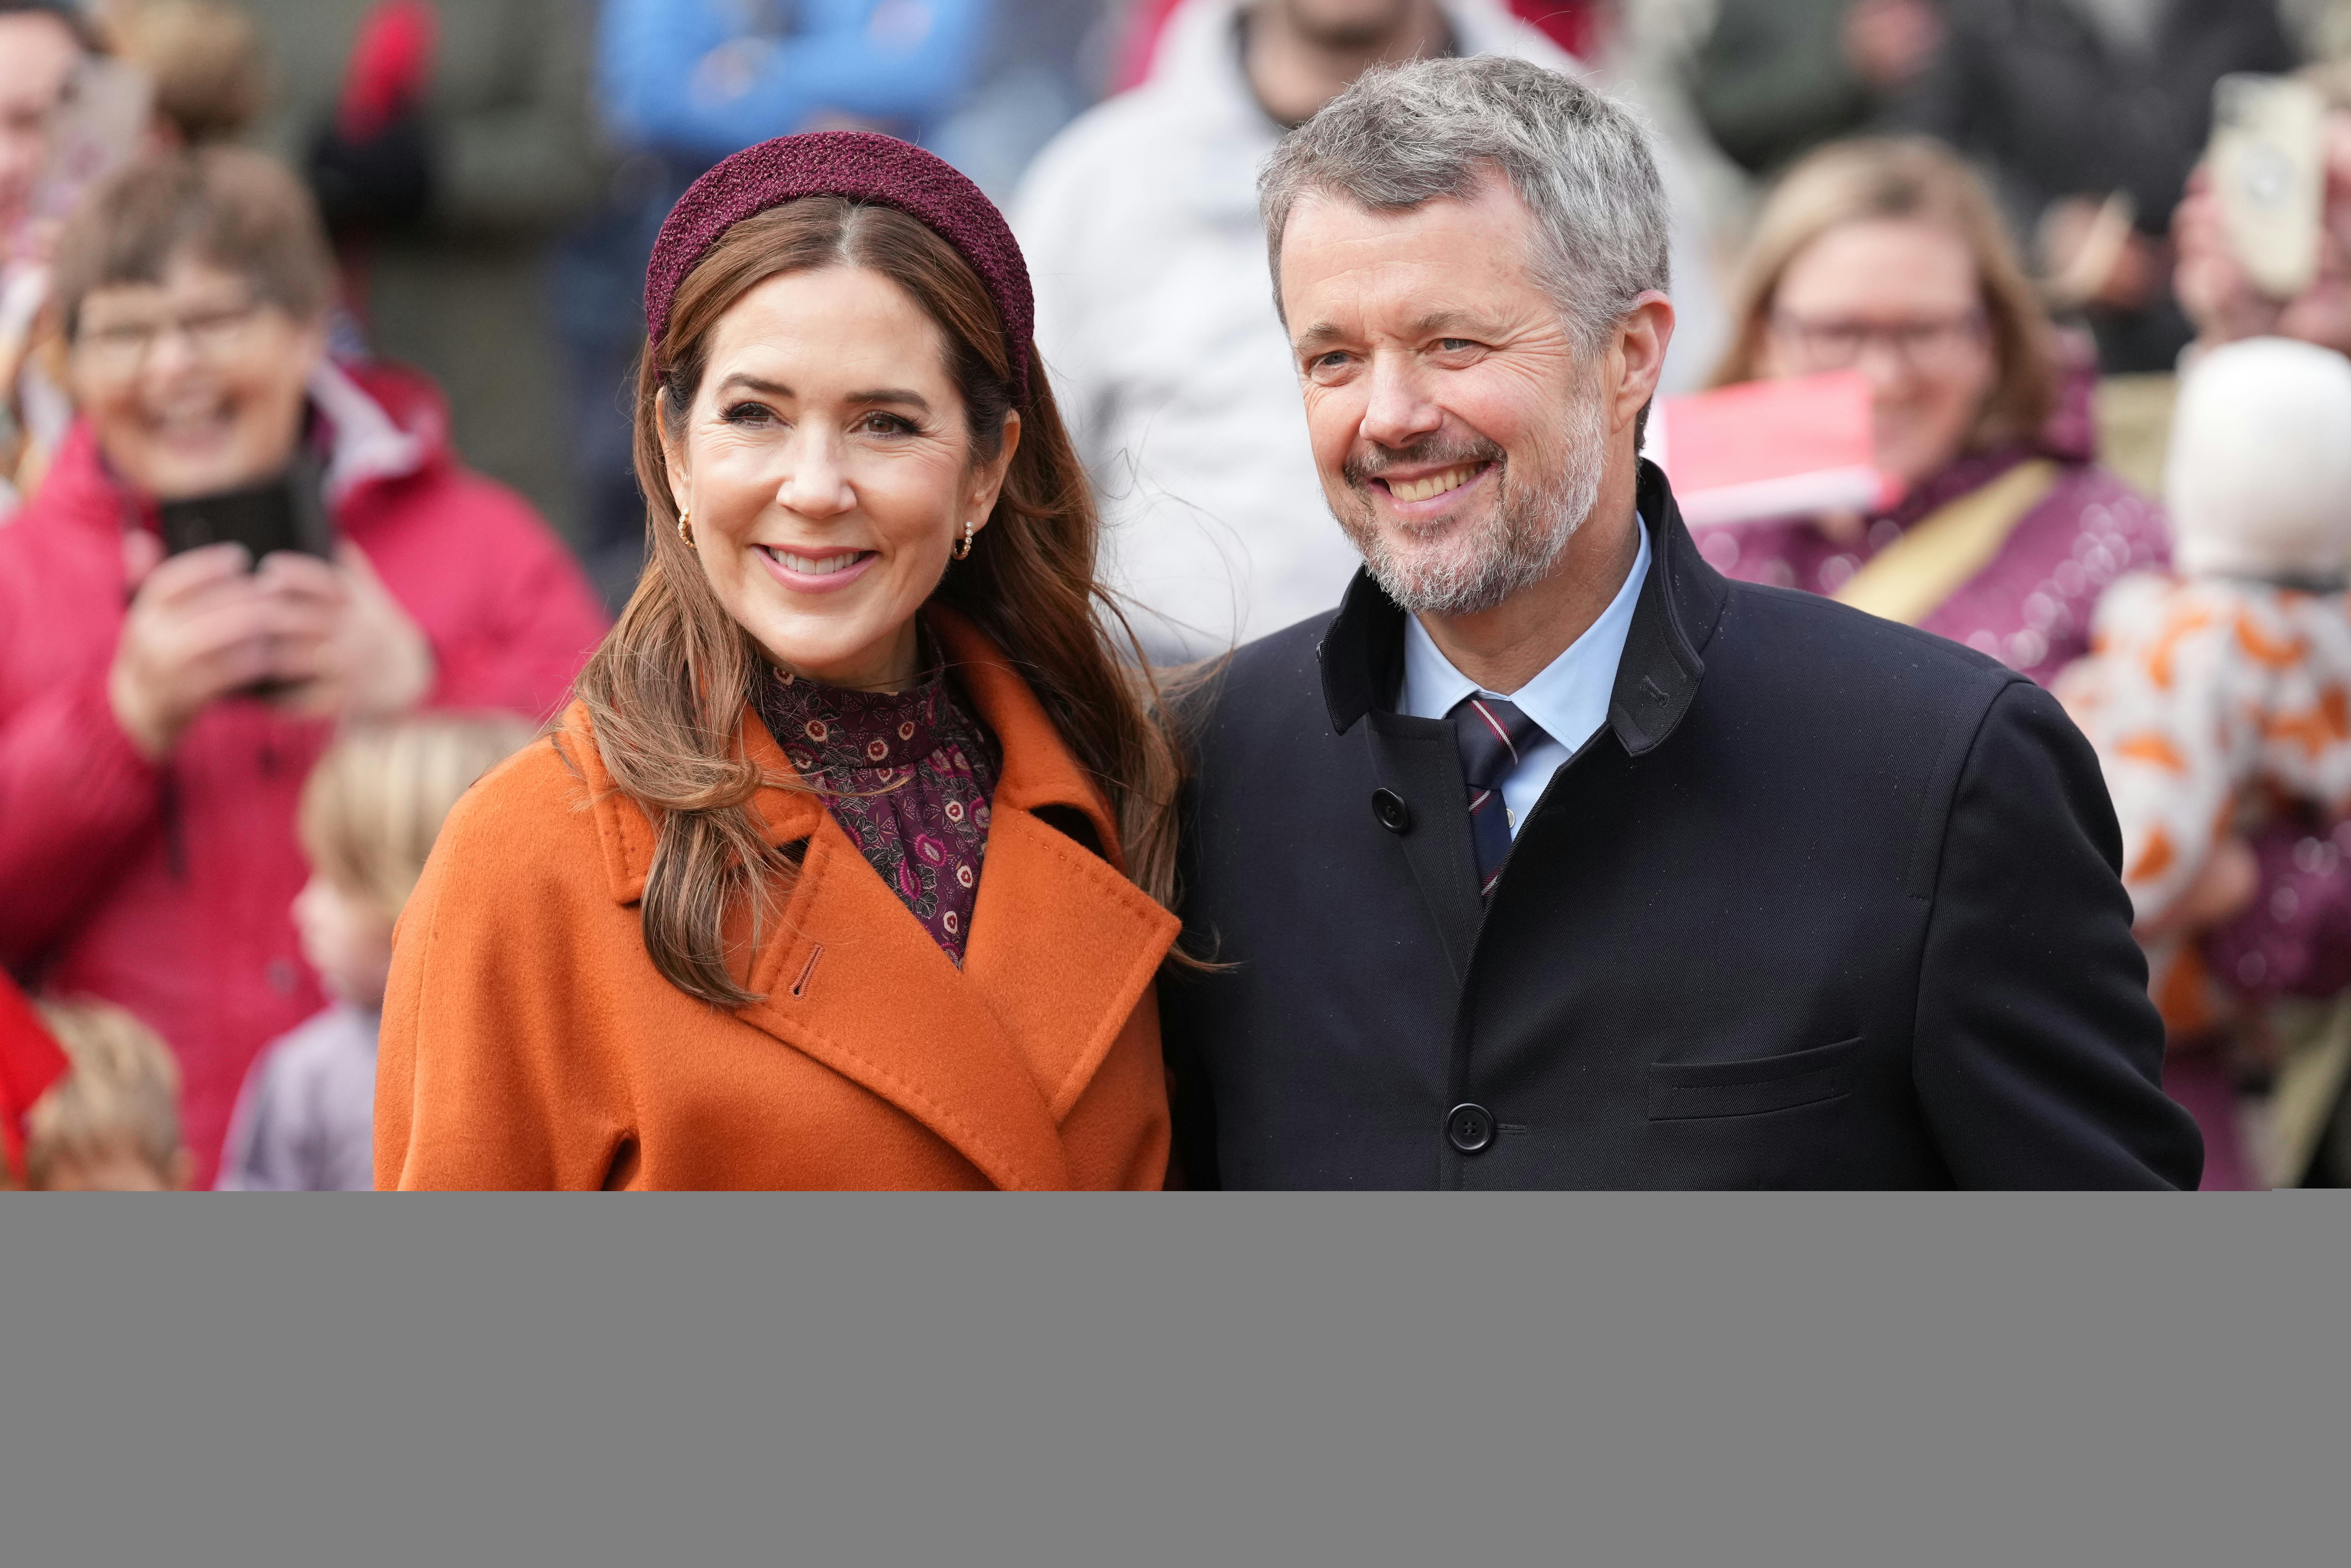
left=1258, top=54, right=1670, bottom=357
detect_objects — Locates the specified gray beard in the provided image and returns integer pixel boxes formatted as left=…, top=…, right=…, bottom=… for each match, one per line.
left=1335, top=386, right=1610, bottom=619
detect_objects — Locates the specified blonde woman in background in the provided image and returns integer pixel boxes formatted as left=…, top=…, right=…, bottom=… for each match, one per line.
left=218, top=713, right=533, bottom=1192
left=1694, top=137, right=2168, bottom=688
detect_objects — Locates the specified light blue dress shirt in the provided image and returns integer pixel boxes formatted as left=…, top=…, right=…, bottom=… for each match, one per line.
left=1399, top=519, right=1653, bottom=838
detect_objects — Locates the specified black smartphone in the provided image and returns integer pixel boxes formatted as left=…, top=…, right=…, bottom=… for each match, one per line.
left=156, top=454, right=334, bottom=566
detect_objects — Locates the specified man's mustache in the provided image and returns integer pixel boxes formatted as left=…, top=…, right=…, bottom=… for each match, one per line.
left=1341, top=434, right=1506, bottom=489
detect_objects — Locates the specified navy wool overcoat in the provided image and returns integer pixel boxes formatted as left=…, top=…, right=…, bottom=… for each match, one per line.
left=1161, top=462, right=2203, bottom=1190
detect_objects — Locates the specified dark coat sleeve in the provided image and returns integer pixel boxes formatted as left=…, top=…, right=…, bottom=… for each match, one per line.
left=1157, top=682, right=1226, bottom=1192
left=1912, top=679, right=2203, bottom=1189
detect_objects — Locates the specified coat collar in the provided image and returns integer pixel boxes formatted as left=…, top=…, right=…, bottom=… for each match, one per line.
left=1318, top=459, right=1727, bottom=757
left=563, top=605, right=1176, bottom=1191
left=568, top=605, right=1128, bottom=903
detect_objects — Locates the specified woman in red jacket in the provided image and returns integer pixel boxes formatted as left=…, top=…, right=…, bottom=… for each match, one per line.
left=0, top=147, right=607, bottom=1185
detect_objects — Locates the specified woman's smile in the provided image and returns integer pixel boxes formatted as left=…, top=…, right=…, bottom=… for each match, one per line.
left=139, top=388, right=242, bottom=455
left=754, top=543, right=881, bottom=592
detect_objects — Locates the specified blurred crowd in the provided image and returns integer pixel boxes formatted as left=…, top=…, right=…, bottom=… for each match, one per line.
left=6, top=0, right=2351, bottom=1188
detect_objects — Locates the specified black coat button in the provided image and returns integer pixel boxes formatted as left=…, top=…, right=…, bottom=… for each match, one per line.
left=1446, top=1103, right=1496, bottom=1154
left=1372, top=788, right=1412, bottom=833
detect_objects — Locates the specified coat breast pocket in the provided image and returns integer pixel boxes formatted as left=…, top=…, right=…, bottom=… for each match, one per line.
left=1646, top=1036, right=1862, bottom=1122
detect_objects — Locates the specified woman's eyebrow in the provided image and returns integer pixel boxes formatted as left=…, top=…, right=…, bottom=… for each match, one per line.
left=712, top=376, right=930, bottom=414
left=715, top=373, right=792, bottom=397
left=845, top=388, right=932, bottom=413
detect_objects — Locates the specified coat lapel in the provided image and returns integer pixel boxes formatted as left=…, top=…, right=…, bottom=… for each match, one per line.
left=1363, top=710, right=1484, bottom=987
left=1317, top=572, right=1485, bottom=983
left=740, top=811, right=1078, bottom=1192
left=959, top=806, right=1177, bottom=1121
left=934, top=610, right=1182, bottom=1121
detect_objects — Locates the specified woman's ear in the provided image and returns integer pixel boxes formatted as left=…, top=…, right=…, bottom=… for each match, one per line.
left=966, top=411, right=1022, bottom=534
left=655, top=387, right=692, bottom=514
left=291, top=314, right=331, bottom=379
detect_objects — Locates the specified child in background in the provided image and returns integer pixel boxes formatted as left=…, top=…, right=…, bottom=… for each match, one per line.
left=26, top=998, right=191, bottom=1190
left=218, top=713, right=534, bottom=1191
left=99, top=0, right=269, bottom=150
left=2, top=968, right=71, bottom=1187
left=2056, top=336, right=2351, bottom=1186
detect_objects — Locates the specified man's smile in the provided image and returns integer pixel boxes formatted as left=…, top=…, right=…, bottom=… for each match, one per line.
left=1377, top=462, right=1488, bottom=505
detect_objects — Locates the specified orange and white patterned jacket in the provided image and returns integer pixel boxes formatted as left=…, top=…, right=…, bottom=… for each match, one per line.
left=2058, top=573, right=2351, bottom=1029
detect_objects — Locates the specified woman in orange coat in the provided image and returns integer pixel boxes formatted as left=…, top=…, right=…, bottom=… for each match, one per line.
left=375, top=134, right=1187, bottom=1189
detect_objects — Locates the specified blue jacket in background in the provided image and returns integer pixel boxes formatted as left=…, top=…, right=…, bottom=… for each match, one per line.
left=599, top=0, right=996, bottom=159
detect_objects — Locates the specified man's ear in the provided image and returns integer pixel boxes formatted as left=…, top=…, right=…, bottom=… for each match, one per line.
left=1610, top=292, right=1677, bottom=436
left=655, top=387, right=691, bottom=514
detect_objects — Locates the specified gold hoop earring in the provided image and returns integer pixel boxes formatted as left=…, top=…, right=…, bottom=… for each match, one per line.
left=677, top=508, right=695, bottom=549
left=953, top=518, right=975, bottom=561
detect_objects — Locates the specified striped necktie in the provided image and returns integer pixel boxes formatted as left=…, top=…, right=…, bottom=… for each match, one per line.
left=1448, top=695, right=1547, bottom=898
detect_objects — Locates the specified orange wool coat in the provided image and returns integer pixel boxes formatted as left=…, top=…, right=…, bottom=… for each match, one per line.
left=375, top=614, right=1180, bottom=1190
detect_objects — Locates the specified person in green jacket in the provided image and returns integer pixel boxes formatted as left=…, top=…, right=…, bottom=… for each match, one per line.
left=241, top=0, right=604, bottom=544
left=1691, top=0, right=1943, bottom=177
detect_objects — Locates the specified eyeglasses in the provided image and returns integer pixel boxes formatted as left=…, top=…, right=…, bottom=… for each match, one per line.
left=73, top=297, right=270, bottom=371
left=1767, top=308, right=1991, bottom=374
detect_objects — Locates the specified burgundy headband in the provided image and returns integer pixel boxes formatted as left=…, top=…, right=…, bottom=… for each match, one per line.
left=644, top=130, right=1034, bottom=407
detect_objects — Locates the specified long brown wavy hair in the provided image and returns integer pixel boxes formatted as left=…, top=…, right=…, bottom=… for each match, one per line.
left=571, top=199, right=1183, bottom=1006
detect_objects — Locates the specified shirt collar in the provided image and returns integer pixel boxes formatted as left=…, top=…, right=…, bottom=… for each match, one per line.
left=1320, top=461, right=1727, bottom=755
left=1399, top=517, right=1654, bottom=750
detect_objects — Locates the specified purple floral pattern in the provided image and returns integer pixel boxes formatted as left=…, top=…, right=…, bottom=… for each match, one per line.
left=757, top=663, right=1000, bottom=965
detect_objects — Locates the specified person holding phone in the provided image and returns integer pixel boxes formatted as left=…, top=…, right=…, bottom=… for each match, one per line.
left=0, top=147, right=607, bottom=1186
left=2174, top=78, right=2351, bottom=367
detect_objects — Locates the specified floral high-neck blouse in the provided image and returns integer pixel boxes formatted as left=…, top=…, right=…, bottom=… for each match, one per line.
left=757, top=661, right=1001, bottom=965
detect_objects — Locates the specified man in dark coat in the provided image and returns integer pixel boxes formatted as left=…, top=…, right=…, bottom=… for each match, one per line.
left=1159, top=53, right=2202, bottom=1190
